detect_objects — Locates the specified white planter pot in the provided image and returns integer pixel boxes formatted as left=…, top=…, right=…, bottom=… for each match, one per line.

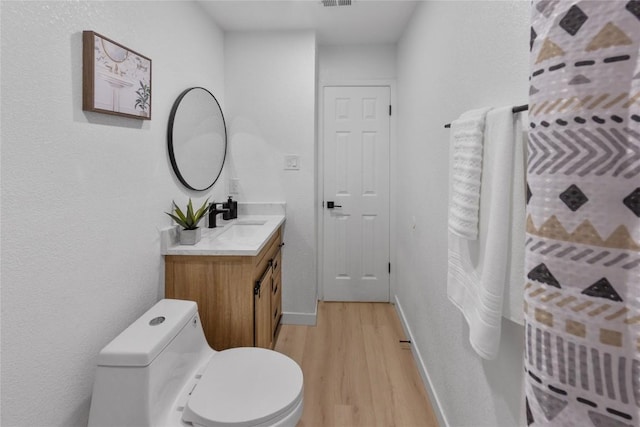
left=179, top=228, right=201, bottom=245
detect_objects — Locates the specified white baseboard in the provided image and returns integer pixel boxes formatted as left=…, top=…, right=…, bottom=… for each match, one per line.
left=393, top=295, right=449, bottom=427
left=282, top=312, right=317, bottom=326
left=282, top=301, right=317, bottom=326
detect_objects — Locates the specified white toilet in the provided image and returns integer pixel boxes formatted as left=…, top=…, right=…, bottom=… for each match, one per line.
left=88, top=299, right=303, bottom=427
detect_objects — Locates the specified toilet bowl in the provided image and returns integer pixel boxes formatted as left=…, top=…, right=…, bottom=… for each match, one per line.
left=88, top=299, right=303, bottom=427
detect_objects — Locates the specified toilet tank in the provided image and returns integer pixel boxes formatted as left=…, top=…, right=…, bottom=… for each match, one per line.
left=88, top=299, right=214, bottom=427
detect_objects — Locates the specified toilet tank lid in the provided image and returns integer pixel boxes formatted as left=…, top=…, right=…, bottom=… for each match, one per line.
left=97, top=299, right=198, bottom=367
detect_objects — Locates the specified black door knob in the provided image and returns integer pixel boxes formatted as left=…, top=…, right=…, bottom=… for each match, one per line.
left=327, top=201, right=342, bottom=209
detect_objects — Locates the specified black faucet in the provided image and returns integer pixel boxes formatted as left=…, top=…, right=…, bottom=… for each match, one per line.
left=208, top=202, right=229, bottom=228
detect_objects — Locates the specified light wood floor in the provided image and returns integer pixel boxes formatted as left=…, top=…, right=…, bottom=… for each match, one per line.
left=274, top=302, right=439, bottom=427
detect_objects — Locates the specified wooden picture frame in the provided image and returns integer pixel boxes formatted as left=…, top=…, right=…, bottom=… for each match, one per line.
left=82, top=31, right=152, bottom=120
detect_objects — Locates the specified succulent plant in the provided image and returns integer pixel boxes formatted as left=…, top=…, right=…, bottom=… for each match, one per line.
left=166, top=198, right=210, bottom=230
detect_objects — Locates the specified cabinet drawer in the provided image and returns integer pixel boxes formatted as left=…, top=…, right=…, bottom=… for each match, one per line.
left=271, top=272, right=282, bottom=338
left=272, top=245, right=282, bottom=278
left=271, top=273, right=281, bottom=311
left=272, top=296, right=282, bottom=339
left=254, top=229, right=281, bottom=282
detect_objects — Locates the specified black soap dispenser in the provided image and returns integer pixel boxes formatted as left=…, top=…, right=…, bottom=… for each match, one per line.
left=223, top=196, right=238, bottom=220
left=230, top=196, right=238, bottom=219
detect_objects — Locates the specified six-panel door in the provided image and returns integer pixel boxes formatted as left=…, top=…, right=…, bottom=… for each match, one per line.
left=323, top=86, right=391, bottom=302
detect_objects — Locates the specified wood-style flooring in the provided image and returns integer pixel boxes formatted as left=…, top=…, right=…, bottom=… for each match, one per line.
left=274, top=302, right=439, bottom=427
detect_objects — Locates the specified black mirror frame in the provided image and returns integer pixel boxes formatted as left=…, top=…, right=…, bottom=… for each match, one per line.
left=167, top=87, right=227, bottom=191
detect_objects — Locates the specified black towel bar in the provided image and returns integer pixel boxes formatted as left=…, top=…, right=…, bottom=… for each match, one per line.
left=444, top=104, right=529, bottom=128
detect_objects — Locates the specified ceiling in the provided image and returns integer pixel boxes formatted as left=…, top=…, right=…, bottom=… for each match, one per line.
left=197, top=0, right=420, bottom=45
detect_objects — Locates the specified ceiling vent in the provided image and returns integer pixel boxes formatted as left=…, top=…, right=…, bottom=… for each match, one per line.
left=321, top=0, right=352, bottom=6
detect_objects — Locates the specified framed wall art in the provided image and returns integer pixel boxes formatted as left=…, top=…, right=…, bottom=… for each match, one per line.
left=83, top=31, right=152, bottom=120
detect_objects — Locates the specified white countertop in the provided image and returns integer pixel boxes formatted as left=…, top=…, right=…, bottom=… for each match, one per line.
left=161, top=215, right=285, bottom=256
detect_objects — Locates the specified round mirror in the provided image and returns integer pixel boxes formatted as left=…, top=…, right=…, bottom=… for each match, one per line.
left=168, top=87, right=227, bottom=191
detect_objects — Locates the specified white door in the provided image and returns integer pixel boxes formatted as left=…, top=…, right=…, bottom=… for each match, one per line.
left=322, top=86, right=390, bottom=302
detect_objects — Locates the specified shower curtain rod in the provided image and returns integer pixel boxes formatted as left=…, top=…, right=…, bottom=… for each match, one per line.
left=443, top=104, right=529, bottom=128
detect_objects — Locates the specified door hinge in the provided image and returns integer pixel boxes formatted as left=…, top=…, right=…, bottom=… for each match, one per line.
left=388, top=262, right=391, bottom=274
left=254, top=281, right=261, bottom=296
left=389, top=105, right=392, bottom=116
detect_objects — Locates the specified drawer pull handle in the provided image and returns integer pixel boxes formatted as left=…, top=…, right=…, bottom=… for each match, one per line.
left=274, top=308, right=279, bottom=319
left=272, top=242, right=284, bottom=259
left=273, top=283, right=278, bottom=294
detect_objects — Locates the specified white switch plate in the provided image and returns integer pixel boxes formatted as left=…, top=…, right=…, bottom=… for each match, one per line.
left=284, top=155, right=300, bottom=170
left=230, top=178, right=240, bottom=194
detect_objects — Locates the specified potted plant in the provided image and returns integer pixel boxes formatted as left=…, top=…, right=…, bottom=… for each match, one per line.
left=135, top=80, right=150, bottom=117
left=165, top=198, right=210, bottom=245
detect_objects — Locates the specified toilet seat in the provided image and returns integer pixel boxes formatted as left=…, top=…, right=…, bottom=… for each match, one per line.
left=182, top=347, right=304, bottom=427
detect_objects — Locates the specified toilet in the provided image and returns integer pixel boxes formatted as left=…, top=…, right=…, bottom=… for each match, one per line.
left=88, top=299, right=303, bottom=427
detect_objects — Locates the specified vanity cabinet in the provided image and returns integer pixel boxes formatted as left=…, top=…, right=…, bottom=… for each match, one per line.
left=164, top=227, right=283, bottom=351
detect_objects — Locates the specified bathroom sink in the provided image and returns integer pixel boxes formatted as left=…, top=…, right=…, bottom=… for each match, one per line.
left=216, top=224, right=265, bottom=244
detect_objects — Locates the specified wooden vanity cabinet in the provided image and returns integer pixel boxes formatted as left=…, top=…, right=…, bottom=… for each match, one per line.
left=164, top=227, right=283, bottom=351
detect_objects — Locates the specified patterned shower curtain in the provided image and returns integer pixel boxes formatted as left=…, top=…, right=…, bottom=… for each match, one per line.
left=526, top=1, right=640, bottom=426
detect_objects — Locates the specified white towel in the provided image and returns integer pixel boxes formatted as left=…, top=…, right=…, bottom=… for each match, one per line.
left=447, top=106, right=525, bottom=360
left=501, top=112, right=527, bottom=326
left=448, top=107, right=492, bottom=240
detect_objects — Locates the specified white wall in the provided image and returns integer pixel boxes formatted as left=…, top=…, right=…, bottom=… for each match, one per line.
left=318, top=43, right=396, bottom=82
left=396, top=2, right=530, bottom=426
left=0, top=2, right=226, bottom=425
left=224, top=31, right=318, bottom=319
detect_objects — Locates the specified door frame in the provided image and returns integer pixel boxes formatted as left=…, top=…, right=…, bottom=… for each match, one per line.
left=317, top=79, right=397, bottom=302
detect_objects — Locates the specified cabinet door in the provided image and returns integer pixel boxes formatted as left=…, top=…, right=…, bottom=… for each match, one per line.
left=271, top=245, right=283, bottom=339
left=254, top=264, right=273, bottom=349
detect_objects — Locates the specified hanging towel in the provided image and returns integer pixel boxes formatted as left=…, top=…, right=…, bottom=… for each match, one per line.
left=447, top=106, right=523, bottom=360
left=448, top=107, right=492, bottom=240
left=502, top=112, right=527, bottom=326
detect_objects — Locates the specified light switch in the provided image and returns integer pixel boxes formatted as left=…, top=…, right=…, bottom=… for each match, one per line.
left=284, top=155, right=300, bottom=170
